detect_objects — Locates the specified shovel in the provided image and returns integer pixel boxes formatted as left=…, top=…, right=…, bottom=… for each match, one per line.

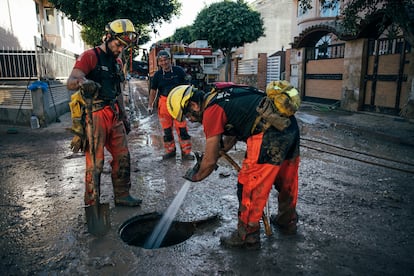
left=84, top=98, right=110, bottom=236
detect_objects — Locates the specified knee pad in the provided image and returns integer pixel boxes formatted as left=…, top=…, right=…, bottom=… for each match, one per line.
left=163, top=128, right=174, bottom=142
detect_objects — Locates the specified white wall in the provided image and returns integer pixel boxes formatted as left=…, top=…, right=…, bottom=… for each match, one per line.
left=243, top=0, right=292, bottom=59
left=0, top=0, right=39, bottom=49
left=0, top=0, right=84, bottom=54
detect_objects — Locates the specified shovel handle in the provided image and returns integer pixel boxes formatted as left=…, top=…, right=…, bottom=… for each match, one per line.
left=85, top=99, right=100, bottom=201
left=262, top=210, right=272, bottom=236
left=219, top=151, right=241, bottom=171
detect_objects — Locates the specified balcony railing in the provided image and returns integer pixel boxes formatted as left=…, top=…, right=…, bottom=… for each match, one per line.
left=0, top=40, right=76, bottom=81
left=306, top=43, right=345, bottom=61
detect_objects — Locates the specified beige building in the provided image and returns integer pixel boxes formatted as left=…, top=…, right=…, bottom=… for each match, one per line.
left=1, top=0, right=85, bottom=54
left=243, top=0, right=292, bottom=60
left=287, top=0, right=414, bottom=118
left=0, top=0, right=85, bottom=125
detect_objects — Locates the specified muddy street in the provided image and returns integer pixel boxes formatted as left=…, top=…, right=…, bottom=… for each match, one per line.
left=1, top=79, right=414, bottom=275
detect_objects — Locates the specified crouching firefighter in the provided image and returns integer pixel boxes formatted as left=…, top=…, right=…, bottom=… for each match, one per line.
left=67, top=19, right=142, bottom=207
left=166, top=83, right=300, bottom=249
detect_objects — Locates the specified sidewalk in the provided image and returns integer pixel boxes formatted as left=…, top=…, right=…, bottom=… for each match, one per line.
left=297, top=102, right=414, bottom=147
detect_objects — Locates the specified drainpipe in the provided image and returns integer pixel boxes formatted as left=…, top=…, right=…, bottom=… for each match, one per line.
left=7, top=0, right=14, bottom=33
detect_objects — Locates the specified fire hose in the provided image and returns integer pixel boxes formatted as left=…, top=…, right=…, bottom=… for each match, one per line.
left=219, top=151, right=272, bottom=236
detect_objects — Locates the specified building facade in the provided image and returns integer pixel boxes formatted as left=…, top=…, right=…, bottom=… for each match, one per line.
left=288, top=0, right=414, bottom=117
left=1, top=0, right=84, bottom=54
left=0, top=0, right=85, bottom=125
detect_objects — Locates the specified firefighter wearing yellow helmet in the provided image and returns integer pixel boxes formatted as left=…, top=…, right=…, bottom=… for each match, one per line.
left=66, top=19, right=142, bottom=209
left=167, top=82, right=301, bottom=249
left=105, top=19, right=138, bottom=46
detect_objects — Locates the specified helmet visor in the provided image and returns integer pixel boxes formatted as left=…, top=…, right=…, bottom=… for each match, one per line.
left=116, top=32, right=138, bottom=46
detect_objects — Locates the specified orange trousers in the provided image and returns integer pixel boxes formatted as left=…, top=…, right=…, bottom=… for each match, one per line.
left=157, top=96, right=191, bottom=154
left=84, top=105, right=131, bottom=205
left=237, top=132, right=299, bottom=227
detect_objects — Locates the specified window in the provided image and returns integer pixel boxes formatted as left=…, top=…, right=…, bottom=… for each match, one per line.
left=204, top=57, right=214, bottom=65
left=297, top=2, right=310, bottom=18
left=307, top=34, right=345, bottom=60
left=315, top=35, right=332, bottom=59
left=35, top=3, right=42, bottom=33
left=45, top=7, right=55, bottom=23
left=320, top=0, right=340, bottom=17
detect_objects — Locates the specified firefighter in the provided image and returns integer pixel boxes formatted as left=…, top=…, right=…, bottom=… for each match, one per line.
left=67, top=19, right=142, bottom=207
left=166, top=84, right=300, bottom=249
left=148, top=50, right=194, bottom=160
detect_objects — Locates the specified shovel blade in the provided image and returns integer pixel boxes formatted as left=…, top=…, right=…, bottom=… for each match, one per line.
left=85, top=203, right=111, bottom=236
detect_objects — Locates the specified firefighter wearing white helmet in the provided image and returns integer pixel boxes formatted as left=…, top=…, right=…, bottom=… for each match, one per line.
left=66, top=19, right=142, bottom=208
left=167, top=82, right=301, bottom=249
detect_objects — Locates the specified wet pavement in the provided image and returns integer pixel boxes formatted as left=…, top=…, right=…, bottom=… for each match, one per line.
left=1, top=79, right=413, bottom=275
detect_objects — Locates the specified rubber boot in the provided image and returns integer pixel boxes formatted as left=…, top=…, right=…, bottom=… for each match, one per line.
left=220, top=221, right=260, bottom=250
left=270, top=211, right=298, bottom=235
left=115, top=194, right=142, bottom=207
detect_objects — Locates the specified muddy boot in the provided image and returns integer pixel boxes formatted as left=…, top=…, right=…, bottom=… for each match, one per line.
left=220, top=230, right=245, bottom=248
left=220, top=222, right=260, bottom=250
left=182, top=152, right=195, bottom=160
left=162, top=150, right=176, bottom=160
left=270, top=212, right=298, bottom=235
left=115, top=194, right=142, bottom=207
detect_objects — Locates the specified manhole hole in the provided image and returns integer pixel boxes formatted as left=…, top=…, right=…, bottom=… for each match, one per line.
left=119, top=212, right=195, bottom=249
left=119, top=212, right=219, bottom=249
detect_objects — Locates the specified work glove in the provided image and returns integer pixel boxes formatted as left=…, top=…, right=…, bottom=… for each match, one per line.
left=80, top=80, right=101, bottom=99
left=70, top=135, right=84, bottom=153
left=183, top=151, right=203, bottom=182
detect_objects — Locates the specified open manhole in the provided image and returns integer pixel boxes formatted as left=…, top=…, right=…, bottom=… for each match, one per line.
left=119, top=212, right=218, bottom=249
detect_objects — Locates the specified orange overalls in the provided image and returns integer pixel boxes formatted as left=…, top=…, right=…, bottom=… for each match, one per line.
left=84, top=104, right=131, bottom=205
left=158, top=95, right=191, bottom=155
left=237, top=129, right=300, bottom=234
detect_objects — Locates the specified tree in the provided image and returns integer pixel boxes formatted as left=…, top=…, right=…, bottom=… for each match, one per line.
left=164, top=26, right=195, bottom=44
left=48, top=0, right=181, bottom=46
left=299, top=0, right=414, bottom=45
left=192, top=0, right=264, bottom=81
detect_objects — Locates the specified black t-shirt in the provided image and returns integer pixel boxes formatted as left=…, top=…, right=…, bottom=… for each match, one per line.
left=151, top=66, right=187, bottom=97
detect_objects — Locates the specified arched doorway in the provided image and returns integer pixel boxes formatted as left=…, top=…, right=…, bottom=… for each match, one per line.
left=293, top=25, right=345, bottom=104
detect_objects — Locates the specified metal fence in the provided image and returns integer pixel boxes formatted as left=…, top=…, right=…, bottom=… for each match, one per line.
left=0, top=40, right=76, bottom=81
left=0, top=40, right=77, bottom=124
left=368, top=37, right=412, bottom=56
left=0, top=49, right=37, bottom=80
left=266, top=55, right=281, bottom=83
left=305, top=43, right=345, bottom=61
left=238, top=58, right=258, bottom=75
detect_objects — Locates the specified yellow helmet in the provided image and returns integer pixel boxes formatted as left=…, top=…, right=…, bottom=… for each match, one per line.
left=106, top=19, right=138, bottom=46
left=167, top=85, right=195, bottom=122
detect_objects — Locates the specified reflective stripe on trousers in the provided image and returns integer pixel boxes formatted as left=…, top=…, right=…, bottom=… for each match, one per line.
left=158, top=95, right=191, bottom=154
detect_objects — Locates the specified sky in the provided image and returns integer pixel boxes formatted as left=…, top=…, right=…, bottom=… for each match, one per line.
left=142, top=0, right=220, bottom=50
left=142, top=0, right=255, bottom=50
